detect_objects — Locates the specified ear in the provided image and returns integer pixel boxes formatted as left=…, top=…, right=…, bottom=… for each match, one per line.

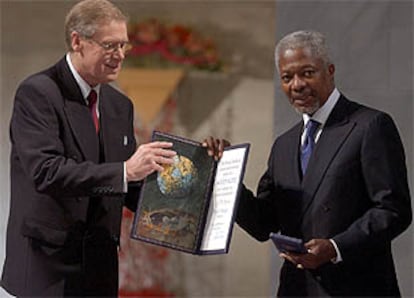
left=71, top=31, right=83, bottom=52
left=328, top=63, right=335, bottom=76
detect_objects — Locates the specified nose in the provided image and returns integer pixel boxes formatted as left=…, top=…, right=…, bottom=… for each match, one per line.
left=112, top=46, right=126, bottom=60
left=292, top=75, right=306, bottom=92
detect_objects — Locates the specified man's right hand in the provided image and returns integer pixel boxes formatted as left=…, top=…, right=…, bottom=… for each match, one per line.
left=125, top=141, right=176, bottom=182
left=202, top=136, right=231, bottom=161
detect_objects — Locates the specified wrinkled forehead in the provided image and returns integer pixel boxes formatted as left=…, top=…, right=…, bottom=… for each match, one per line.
left=92, top=20, right=128, bottom=39
left=280, top=47, right=314, bottom=60
left=278, top=47, right=321, bottom=69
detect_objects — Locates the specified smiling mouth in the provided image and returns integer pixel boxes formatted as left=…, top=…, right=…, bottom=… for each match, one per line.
left=105, top=63, right=120, bottom=70
left=292, top=92, right=313, bottom=101
left=292, top=97, right=308, bottom=103
left=293, top=97, right=306, bottom=101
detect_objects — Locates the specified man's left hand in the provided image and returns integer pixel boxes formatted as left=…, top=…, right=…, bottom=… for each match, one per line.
left=280, top=238, right=337, bottom=270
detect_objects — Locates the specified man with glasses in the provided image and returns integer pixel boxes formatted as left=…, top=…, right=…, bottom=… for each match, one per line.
left=1, top=0, right=177, bottom=296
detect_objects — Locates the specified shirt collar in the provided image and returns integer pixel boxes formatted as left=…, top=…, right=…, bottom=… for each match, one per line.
left=303, top=88, right=340, bottom=128
left=66, top=53, right=100, bottom=102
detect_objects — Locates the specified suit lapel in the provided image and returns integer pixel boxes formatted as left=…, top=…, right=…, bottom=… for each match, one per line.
left=56, top=57, right=100, bottom=163
left=65, top=101, right=100, bottom=163
left=290, top=124, right=304, bottom=185
left=299, top=97, right=356, bottom=218
left=98, top=87, right=125, bottom=213
left=99, top=86, right=124, bottom=162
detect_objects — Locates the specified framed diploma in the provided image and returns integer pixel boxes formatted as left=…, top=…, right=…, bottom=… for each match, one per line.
left=130, top=131, right=250, bottom=255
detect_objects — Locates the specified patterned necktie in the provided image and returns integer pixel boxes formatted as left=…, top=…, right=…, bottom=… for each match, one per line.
left=301, top=119, right=320, bottom=174
left=87, top=90, right=99, bottom=133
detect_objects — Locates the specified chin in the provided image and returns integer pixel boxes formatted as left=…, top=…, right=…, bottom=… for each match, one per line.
left=294, top=103, right=320, bottom=115
left=104, top=73, right=120, bottom=83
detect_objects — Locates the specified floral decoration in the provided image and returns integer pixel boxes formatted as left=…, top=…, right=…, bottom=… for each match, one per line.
left=125, top=18, right=222, bottom=71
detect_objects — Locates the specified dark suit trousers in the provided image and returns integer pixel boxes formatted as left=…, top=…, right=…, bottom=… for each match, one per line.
left=27, top=227, right=118, bottom=297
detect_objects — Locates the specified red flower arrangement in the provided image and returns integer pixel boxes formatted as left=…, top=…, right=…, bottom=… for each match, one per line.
left=125, top=18, right=222, bottom=71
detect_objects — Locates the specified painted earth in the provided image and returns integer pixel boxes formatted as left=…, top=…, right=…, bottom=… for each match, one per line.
left=157, top=155, right=198, bottom=198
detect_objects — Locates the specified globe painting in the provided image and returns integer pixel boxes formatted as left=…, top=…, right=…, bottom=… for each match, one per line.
left=133, top=131, right=216, bottom=252
left=157, top=155, right=198, bottom=198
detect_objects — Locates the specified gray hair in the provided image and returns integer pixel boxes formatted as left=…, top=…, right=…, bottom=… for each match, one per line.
left=64, top=0, right=128, bottom=51
left=275, top=30, right=332, bottom=73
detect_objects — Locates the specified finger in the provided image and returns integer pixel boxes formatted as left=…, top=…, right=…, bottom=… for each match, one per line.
left=152, top=162, right=165, bottom=172
left=304, top=239, right=317, bottom=254
left=285, top=252, right=304, bottom=264
left=213, top=138, right=220, bottom=160
left=150, top=148, right=176, bottom=158
left=286, top=251, right=301, bottom=257
left=218, top=140, right=225, bottom=158
left=158, top=148, right=177, bottom=157
left=203, top=137, right=216, bottom=156
left=280, top=253, right=304, bottom=269
left=147, top=141, right=174, bottom=148
left=202, top=136, right=213, bottom=147
left=279, top=252, right=294, bottom=263
left=143, top=161, right=167, bottom=175
left=279, top=253, right=287, bottom=259
left=304, top=239, right=316, bottom=248
left=203, top=136, right=214, bottom=147
left=156, top=156, right=176, bottom=165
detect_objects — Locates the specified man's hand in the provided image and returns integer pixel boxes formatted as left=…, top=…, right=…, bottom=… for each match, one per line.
left=202, top=136, right=231, bottom=161
left=125, top=141, right=176, bottom=182
left=280, top=238, right=337, bottom=270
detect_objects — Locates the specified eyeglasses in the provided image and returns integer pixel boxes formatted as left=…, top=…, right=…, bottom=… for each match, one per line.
left=88, top=38, right=132, bottom=54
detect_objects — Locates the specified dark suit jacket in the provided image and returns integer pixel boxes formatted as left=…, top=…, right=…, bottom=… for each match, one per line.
left=1, top=57, right=140, bottom=296
left=237, top=96, right=412, bottom=297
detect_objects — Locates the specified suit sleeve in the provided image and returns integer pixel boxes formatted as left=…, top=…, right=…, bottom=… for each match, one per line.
left=11, top=76, right=125, bottom=198
left=332, top=113, right=412, bottom=259
left=236, top=144, right=281, bottom=241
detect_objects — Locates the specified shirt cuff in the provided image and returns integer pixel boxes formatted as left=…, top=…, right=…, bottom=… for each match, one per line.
left=329, top=239, right=343, bottom=264
left=123, top=162, right=128, bottom=193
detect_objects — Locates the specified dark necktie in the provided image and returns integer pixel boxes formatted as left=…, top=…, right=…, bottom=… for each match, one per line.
left=88, top=90, right=99, bottom=133
left=301, top=119, right=320, bottom=174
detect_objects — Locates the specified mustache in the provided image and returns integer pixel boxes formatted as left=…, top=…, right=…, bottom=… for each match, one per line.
left=293, top=100, right=320, bottom=115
